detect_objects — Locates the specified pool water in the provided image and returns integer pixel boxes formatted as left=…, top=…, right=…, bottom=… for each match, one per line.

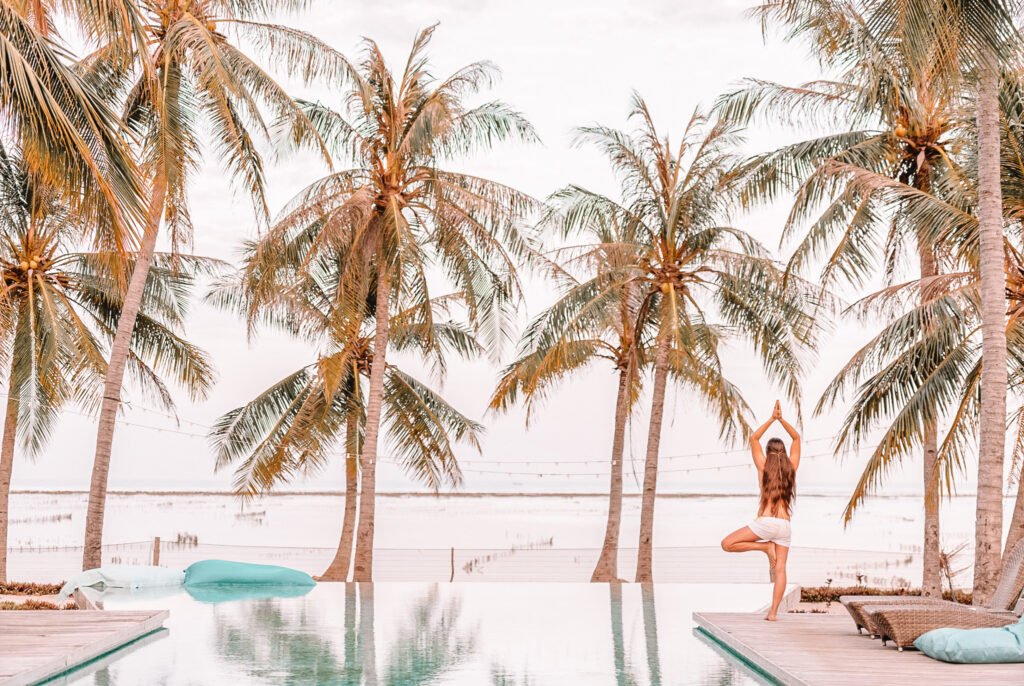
left=50, top=583, right=778, bottom=685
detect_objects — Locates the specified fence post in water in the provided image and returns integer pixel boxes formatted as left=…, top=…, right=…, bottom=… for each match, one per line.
left=450, top=547, right=455, bottom=582
left=152, top=537, right=161, bottom=566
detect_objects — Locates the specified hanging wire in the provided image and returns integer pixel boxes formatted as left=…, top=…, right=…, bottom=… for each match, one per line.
left=0, top=391, right=870, bottom=477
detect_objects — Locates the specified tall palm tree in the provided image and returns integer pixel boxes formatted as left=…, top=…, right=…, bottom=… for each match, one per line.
left=209, top=237, right=483, bottom=580
left=799, top=66, right=1024, bottom=594
left=262, top=25, right=537, bottom=580
left=723, top=0, right=970, bottom=595
left=552, top=97, right=819, bottom=582
left=80, top=0, right=354, bottom=570
left=0, top=145, right=215, bottom=581
left=836, top=0, right=1020, bottom=607
left=826, top=72, right=1024, bottom=559
left=999, top=74, right=1024, bottom=552
left=489, top=211, right=647, bottom=583
left=948, top=0, right=1023, bottom=603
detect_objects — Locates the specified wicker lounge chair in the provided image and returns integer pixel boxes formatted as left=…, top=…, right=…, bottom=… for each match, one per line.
left=871, top=600, right=1021, bottom=650
left=840, top=595, right=949, bottom=635
left=840, top=539, right=1024, bottom=637
left=867, top=541, right=1024, bottom=650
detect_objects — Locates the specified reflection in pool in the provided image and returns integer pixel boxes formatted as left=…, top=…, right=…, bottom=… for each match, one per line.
left=51, top=583, right=775, bottom=685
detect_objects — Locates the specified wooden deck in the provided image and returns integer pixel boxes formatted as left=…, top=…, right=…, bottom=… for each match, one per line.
left=694, top=612, right=1023, bottom=686
left=0, top=610, right=168, bottom=686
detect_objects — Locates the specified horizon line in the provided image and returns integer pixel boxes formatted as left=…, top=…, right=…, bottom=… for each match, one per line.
left=10, top=489, right=997, bottom=499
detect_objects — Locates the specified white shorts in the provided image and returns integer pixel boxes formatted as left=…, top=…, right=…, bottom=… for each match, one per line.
left=749, top=517, right=792, bottom=548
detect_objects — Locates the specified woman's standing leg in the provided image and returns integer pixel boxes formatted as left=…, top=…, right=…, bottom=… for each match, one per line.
left=765, top=544, right=789, bottom=621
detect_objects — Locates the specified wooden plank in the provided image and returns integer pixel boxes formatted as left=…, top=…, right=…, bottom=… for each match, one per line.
left=693, top=612, right=1024, bottom=686
left=0, top=610, right=168, bottom=686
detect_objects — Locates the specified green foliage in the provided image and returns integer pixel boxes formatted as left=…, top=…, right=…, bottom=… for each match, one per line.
left=500, top=94, right=824, bottom=437
left=209, top=230, right=485, bottom=496
left=0, top=145, right=217, bottom=452
left=799, top=585, right=972, bottom=605
left=257, top=25, right=540, bottom=364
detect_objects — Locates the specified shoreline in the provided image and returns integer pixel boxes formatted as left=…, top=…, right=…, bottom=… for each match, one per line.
left=10, top=489, right=1000, bottom=498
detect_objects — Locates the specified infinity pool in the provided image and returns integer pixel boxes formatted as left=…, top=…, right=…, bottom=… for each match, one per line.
left=48, top=583, right=778, bottom=685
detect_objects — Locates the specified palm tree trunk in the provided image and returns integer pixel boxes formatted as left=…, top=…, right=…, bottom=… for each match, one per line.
left=635, top=332, right=670, bottom=583
left=82, top=171, right=168, bottom=570
left=973, top=61, right=1008, bottom=604
left=1005, top=478, right=1024, bottom=555
left=919, top=241, right=942, bottom=597
left=320, top=413, right=360, bottom=580
left=0, top=395, right=18, bottom=583
left=352, top=272, right=391, bottom=582
left=922, top=421, right=942, bottom=596
left=591, top=364, right=631, bottom=582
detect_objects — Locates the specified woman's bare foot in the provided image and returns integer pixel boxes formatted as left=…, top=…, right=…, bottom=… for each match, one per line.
left=765, top=612, right=778, bottom=621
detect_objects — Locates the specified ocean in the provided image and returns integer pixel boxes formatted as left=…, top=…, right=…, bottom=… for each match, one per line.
left=8, top=491, right=1015, bottom=586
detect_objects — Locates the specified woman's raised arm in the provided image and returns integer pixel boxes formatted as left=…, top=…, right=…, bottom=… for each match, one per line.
left=748, top=408, right=776, bottom=472
left=776, top=414, right=801, bottom=471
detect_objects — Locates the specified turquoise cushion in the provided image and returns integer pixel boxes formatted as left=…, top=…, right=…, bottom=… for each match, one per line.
left=915, top=619, right=1024, bottom=663
left=183, top=560, right=316, bottom=587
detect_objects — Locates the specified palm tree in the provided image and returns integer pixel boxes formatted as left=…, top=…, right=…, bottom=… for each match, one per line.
left=552, top=97, right=818, bottom=582
left=0, top=144, right=215, bottom=582
left=209, top=238, right=483, bottom=580
left=0, top=0, right=146, bottom=239
left=877, top=0, right=1022, bottom=602
left=824, top=0, right=1021, bottom=606
left=80, top=0, right=355, bottom=570
left=489, top=211, right=646, bottom=583
left=262, top=25, right=537, bottom=580
left=723, top=1, right=971, bottom=596
left=949, top=0, right=1022, bottom=604
left=797, top=67, right=1024, bottom=593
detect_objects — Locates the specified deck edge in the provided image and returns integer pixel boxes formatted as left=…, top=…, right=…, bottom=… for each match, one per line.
left=5, top=610, right=169, bottom=686
left=693, top=612, right=812, bottom=686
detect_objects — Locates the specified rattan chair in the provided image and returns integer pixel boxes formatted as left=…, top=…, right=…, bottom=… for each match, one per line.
left=871, top=601, right=1020, bottom=650
left=869, top=541, right=1024, bottom=650
left=840, top=540, right=1024, bottom=638
left=840, top=595, right=949, bottom=635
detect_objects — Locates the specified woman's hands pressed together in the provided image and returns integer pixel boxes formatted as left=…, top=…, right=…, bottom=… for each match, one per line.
left=750, top=400, right=801, bottom=471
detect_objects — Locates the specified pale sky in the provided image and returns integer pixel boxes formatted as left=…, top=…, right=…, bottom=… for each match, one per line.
left=13, top=0, right=957, bottom=496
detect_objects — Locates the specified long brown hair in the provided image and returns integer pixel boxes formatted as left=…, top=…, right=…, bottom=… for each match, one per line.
left=760, top=438, right=796, bottom=517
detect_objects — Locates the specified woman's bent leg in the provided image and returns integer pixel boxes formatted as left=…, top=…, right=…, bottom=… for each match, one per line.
left=720, top=526, right=769, bottom=554
left=766, top=544, right=789, bottom=621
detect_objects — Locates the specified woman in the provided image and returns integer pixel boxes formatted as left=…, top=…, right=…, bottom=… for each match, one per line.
left=720, top=400, right=800, bottom=621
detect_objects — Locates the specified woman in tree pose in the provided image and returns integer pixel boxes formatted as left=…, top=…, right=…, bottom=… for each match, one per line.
left=721, top=400, right=800, bottom=621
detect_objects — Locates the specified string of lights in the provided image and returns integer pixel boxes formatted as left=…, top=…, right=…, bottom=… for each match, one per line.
left=0, top=392, right=870, bottom=477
